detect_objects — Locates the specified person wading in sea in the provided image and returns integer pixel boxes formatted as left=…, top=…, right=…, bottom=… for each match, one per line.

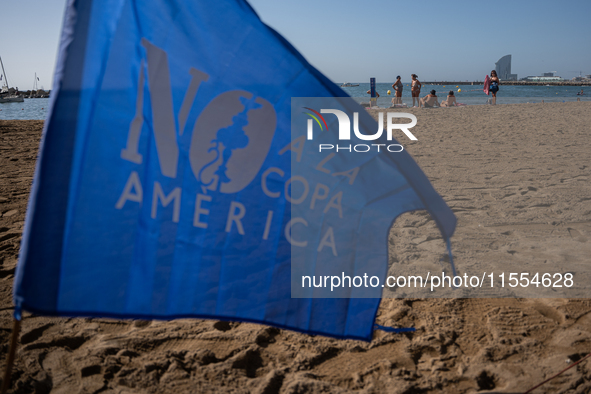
left=489, top=70, right=499, bottom=105
left=392, top=76, right=403, bottom=105
left=411, top=74, right=422, bottom=107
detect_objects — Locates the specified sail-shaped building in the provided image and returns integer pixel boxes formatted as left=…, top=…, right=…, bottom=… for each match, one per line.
left=495, top=55, right=518, bottom=81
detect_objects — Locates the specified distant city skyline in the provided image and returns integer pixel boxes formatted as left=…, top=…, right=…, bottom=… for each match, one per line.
left=2, top=0, right=590, bottom=90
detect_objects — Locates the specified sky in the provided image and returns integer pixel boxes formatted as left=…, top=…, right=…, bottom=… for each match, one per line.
left=2, top=0, right=590, bottom=90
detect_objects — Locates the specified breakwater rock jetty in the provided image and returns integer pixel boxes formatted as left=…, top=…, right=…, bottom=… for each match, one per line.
left=0, top=87, right=51, bottom=98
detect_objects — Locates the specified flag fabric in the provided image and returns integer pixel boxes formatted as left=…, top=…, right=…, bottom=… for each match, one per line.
left=14, top=0, right=456, bottom=341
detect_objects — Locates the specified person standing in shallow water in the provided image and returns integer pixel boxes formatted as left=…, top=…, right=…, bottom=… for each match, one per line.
left=391, top=76, right=403, bottom=105
left=411, top=74, right=421, bottom=107
left=489, top=70, right=499, bottom=105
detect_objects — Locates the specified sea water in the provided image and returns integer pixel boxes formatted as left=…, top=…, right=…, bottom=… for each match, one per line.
left=0, top=85, right=589, bottom=120
left=342, top=83, right=590, bottom=107
left=0, top=98, right=50, bottom=120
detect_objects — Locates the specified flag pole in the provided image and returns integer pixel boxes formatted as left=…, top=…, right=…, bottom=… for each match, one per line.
left=0, top=318, right=21, bottom=394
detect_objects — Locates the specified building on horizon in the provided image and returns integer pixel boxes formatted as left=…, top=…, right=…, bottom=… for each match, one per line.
left=572, top=75, right=591, bottom=81
left=521, top=75, right=564, bottom=82
left=495, top=55, right=518, bottom=81
left=521, top=71, right=564, bottom=82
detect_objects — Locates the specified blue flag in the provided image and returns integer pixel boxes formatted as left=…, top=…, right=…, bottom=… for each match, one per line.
left=14, top=0, right=455, bottom=341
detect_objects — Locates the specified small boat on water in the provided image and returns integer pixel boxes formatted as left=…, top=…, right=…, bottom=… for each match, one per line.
left=0, top=56, right=25, bottom=103
left=0, top=94, right=24, bottom=103
left=340, top=82, right=359, bottom=87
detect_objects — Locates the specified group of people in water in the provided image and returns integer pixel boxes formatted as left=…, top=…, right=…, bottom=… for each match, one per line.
left=389, top=74, right=420, bottom=106
left=366, top=74, right=430, bottom=107
left=389, top=74, right=428, bottom=107
left=367, top=70, right=503, bottom=107
left=366, top=74, right=466, bottom=108
left=366, top=71, right=588, bottom=107
left=393, top=75, right=462, bottom=107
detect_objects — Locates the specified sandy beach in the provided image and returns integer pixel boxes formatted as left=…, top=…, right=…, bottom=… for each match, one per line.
left=1, top=102, right=591, bottom=393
